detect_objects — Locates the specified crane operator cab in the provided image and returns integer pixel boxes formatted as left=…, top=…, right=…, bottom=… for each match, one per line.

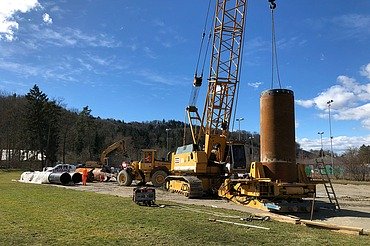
left=224, top=144, right=248, bottom=175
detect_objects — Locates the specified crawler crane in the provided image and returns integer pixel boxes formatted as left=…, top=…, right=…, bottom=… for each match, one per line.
left=165, top=0, right=248, bottom=197
left=166, top=0, right=318, bottom=212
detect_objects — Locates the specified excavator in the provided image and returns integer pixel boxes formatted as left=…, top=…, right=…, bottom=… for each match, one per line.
left=85, top=139, right=127, bottom=168
left=77, top=139, right=127, bottom=182
left=165, top=0, right=319, bottom=212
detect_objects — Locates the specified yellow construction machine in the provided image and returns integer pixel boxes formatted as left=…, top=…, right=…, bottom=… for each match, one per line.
left=117, top=149, right=171, bottom=187
left=165, top=0, right=249, bottom=197
left=165, top=0, right=318, bottom=212
left=77, top=139, right=127, bottom=181
left=85, top=139, right=127, bottom=168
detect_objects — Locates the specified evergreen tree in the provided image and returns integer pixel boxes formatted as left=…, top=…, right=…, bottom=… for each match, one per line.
left=25, top=85, right=60, bottom=168
left=74, top=106, right=98, bottom=160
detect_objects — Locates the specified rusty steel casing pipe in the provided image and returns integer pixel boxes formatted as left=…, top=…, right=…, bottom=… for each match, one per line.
left=260, top=89, right=298, bottom=182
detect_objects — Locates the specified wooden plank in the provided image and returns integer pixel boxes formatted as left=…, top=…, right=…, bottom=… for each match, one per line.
left=300, top=219, right=365, bottom=235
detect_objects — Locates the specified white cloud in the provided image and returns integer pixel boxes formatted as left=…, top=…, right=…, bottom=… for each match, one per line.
left=305, top=14, right=370, bottom=41
left=298, top=135, right=370, bottom=154
left=0, top=0, right=40, bottom=41
left=86, top=54, right=111, bottom=66
left=153, top=19, right=165, bottom=27
left=360, top=63, right=370, bottom=80
left=334, top=104, right=370, bottom=129
left=128, top=43, right=137, bottom=52
left=0, top=58, right=79, bottom=82
left=152, top=19, right=186, bottom=49
left=28, top=25, right=120, bottom=48
left=42, top=13, right=52, bottom=25
left=245, top=36, right=306, bottom=54
left=333, top=14, right=370, bottom=33
left=296, top=63, right=370, bottom=129
left=248, top=82, right=262, bottom=88
left=0, top=59, right=39, bottom=76
left=320, top=53, right=325, bottom=61
left=143, top=47, right=157, bottom=59
left=131, top=69, right=188, bottom=87
left=139, top=70, right=173, bottom=85
left=295, top=99, right=315, bottom=108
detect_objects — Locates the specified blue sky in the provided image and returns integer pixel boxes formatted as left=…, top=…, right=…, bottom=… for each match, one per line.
left=0, top=0, right=369, bottom=154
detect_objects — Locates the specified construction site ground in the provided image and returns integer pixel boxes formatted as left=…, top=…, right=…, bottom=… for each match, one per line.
left=61, top=180, right=370, bottom=232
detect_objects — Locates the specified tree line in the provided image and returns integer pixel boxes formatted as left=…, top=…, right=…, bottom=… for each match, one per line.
left=0, top=85, right=261, bottom=169
left=0, top=85, right=187, bottom=169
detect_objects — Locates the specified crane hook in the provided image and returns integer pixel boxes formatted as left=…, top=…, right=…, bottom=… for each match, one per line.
left=268, top=0, right=276, bottom=10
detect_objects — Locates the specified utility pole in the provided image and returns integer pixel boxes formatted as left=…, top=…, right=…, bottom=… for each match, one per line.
left=327, top=100, right=334, bottom=172
left=236, top=117, right=244, bottom=141
left=318, top=131, right=324, bottom=160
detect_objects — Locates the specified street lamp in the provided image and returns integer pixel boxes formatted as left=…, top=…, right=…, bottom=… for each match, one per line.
left=318, top=131, right=324, bottom=160
left=166, top=128, right=171, bottom=152
left=236, top=117, right=244, bottom=141
left=249, top=136, right=254, bottom=161
left=327, top=100, right=334, bottom=170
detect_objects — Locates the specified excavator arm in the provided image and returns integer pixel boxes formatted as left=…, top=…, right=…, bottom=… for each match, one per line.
left=100, top=139, right=126, bottom=165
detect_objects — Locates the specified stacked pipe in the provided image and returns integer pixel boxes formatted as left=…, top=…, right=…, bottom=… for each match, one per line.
left=48, top=172, right=82, bottom=185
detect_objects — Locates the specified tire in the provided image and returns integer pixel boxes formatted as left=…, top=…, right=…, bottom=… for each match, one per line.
left=151, top=170, right=167, bottom=187
left=117, top=169, right=133, bottom=186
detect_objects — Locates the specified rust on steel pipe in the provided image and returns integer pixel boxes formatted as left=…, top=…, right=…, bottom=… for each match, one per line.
left=260, top=89, right=298, bottom=182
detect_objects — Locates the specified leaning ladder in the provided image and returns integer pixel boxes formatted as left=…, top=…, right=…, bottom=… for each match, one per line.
left=315, top=159, right=340, bottom=210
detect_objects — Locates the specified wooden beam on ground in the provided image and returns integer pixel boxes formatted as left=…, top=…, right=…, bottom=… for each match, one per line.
left=300, top=219, right=367, bottom=236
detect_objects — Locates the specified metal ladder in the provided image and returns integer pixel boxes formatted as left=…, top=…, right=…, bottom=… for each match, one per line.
left=315, top=159, right=340, bottom=210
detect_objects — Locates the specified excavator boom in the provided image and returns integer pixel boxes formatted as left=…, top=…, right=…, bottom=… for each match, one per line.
left=100, top=139, right=126, bottom=165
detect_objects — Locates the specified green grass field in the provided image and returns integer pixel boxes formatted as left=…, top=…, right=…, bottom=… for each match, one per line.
left=1, top=171, right=369, bottom=246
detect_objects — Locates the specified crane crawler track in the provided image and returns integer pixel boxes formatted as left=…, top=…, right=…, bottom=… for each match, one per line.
left=165, top=176, right=204, bottom=198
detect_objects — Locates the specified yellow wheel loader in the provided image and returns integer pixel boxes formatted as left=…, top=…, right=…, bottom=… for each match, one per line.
left=117, top=149, right=171, bottom=187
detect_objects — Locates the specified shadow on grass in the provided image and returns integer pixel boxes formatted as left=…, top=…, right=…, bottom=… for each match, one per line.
left=287, top=201, right=370, bottom=221
left=299, top=208, right=370, bottom=220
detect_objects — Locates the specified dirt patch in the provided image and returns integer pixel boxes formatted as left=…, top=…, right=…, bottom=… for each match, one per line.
left=311, top=183, right=370, bottom=231
left=60, top=181, right=370, bottom=231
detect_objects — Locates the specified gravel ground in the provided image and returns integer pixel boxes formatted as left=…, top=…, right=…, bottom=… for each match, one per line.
left=60, top=180, right=370, bottom=231
left=313, top=183, right=370, bottom=230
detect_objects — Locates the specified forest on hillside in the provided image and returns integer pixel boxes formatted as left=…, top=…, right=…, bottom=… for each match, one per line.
left=0, top=85, right=258, bottom=169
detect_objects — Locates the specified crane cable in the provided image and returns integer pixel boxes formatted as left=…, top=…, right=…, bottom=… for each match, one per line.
left=195, top=0, right=213, bottom=78
left=269, top=0, right=282, bottom=89
left=231, top=3, right=249, bottom=134
left=184, top=0, right=213, bottom=145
